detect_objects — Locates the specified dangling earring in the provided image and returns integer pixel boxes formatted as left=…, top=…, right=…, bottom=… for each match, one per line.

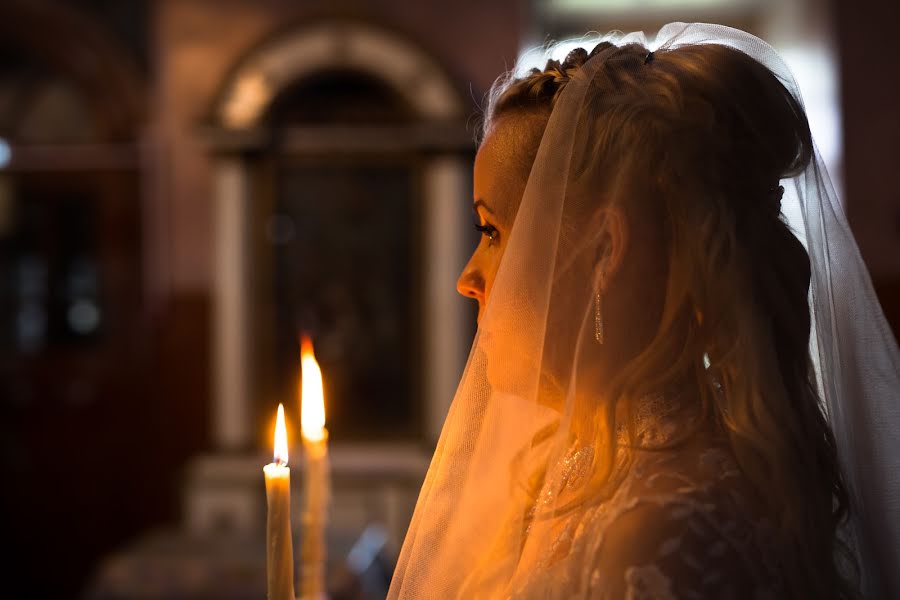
left=594, top=270, right=605, bottom=344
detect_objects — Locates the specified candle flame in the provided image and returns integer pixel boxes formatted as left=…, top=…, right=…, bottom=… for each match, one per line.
left=300, top=335, right=326, bottom=442
left=273, top=403, right=288, bottom=465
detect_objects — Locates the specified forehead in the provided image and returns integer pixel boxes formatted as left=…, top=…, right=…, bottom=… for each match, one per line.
left=473, top=117, right=534, bottom=222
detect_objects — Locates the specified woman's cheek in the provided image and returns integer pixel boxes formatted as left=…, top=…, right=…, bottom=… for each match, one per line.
left=483, top=244, right=505, bottom=306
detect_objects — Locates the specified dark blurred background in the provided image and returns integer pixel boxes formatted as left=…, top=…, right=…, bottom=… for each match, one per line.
left=0, top=0, right=896, bottom=598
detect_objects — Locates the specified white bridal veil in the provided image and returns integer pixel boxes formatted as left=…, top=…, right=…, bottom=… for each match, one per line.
left=389, top=23, right=900, bottom=599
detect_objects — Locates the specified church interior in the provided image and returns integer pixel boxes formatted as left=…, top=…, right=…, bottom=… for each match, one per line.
left=0, top=0, right=897, bottom=597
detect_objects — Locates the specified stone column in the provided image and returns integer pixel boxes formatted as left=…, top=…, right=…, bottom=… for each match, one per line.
left=212, top=156, right=252, bottom=450
left=421, top=155, right=472, bottom=443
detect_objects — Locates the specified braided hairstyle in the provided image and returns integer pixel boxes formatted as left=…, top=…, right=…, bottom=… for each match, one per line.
left=481, top=41, right=856, bottom=599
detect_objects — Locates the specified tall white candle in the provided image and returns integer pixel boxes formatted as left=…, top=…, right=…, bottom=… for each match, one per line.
left=300, top=336, right=330, bottom=600
left=264, top=403, right=295, bottom=600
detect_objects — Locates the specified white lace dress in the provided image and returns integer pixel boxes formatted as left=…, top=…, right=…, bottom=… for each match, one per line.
left=507, top=408, right=785, bottom=599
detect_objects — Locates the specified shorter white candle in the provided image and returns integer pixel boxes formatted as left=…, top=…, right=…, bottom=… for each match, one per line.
left=264, top=403, right=295, bottom=600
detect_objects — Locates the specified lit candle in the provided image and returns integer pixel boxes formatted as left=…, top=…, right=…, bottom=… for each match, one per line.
left=299, top=335, right=330, bottom=600
left=263, top=403, right=295, bottom=600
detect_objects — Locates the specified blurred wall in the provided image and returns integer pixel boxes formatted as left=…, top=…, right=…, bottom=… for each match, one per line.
left=835, top=0, right=900, bottom=330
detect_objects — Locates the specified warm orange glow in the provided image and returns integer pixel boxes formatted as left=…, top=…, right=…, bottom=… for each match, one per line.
left=273, top=403, right=288, bottom=465
left=300, top=335, right=326, bottom=442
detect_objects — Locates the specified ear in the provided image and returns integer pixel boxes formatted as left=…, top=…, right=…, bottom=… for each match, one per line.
left=591, top=205, right=628, bottom=290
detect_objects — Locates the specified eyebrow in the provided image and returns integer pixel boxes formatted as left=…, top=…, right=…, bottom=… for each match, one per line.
left=473, top=198, right=496, bottom=216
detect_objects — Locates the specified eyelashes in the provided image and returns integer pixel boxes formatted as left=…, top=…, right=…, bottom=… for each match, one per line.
left=473, top=219, right=499, bottom=244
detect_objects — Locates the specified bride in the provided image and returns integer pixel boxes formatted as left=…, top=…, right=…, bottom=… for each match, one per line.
left=389, top=23, right=900, bottom=599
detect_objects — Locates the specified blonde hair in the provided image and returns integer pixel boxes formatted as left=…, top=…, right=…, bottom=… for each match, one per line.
left=484, top=41, right=856, bottom=598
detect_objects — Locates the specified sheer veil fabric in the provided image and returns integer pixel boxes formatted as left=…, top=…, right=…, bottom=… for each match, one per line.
left=388, top=23, right=900, bottom=599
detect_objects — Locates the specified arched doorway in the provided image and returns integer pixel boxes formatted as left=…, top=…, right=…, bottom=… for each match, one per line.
left=187, top=21, right=475, bottom=553
left=207, top=20, right=474, bottom=452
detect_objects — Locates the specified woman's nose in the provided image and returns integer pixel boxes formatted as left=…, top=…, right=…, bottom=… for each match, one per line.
left=456, top=263, right=484, bottom=302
